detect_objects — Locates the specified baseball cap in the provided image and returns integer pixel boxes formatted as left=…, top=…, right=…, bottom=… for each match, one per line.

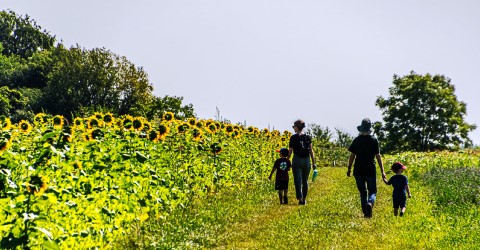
left=391, top=162, right=406, bottom=171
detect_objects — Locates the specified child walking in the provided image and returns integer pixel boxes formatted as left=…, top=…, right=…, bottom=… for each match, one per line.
left=383, top=162, right=412, bottom=216
left=269, top=148, right=292, bottom=204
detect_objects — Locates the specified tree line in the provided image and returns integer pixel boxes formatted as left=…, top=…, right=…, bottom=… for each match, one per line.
left=1, top=10, right=476, bottom=153
left=0, top=10, right=194, bottom=123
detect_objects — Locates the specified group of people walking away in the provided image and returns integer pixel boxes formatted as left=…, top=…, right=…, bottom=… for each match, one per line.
left=269, top=118, right=412, bottom=217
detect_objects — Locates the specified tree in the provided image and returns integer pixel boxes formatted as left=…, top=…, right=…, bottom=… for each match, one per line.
left=334, top=128, right=353, bottom=148
left=307, top=123, right=334, bottom=148
left=40, top=45, right=154, bottom=119
left=375, top=72, right=476, bottom=152
left=145, top=95, right=195, bottom=120
left=0, top=86, right=32, bottom=122
left=0, top=10, right=55, bottom=59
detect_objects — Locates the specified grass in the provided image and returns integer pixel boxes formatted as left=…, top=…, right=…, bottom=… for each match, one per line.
left=121, top=166, right=480, bottom=249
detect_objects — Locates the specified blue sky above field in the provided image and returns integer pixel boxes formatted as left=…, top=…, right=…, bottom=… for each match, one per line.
left=3, top=0, right=480, bottom=145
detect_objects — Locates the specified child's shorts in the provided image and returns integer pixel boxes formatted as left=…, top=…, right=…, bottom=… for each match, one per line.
left=275, top=180, right=288, bottom=190
left=392, top=195, right=407, bottom=208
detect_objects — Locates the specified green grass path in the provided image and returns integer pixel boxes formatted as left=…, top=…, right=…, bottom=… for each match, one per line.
left=215, top=167, right=449, bottom=250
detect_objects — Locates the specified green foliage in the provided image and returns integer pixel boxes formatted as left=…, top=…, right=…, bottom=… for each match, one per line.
left=0, top=86, right=32, bottom=121
left=423, top=167, right=480, bottom=212
left=0, top=10, right=55, bottom=59
left=0, top=113, right=281, bottom=248
left=145, top=95, right=195, bottom=120
left=376, top=71, right=477, bottom=152
left=40, top=46, right=154, bottom=118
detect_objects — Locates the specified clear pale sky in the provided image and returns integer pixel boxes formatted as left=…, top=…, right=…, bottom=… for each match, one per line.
left=2, top=1, right=480, bottom=145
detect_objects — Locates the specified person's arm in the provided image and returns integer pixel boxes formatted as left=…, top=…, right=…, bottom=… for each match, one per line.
left=376, top=154, right=386, bottom=179
left=268, top=167, right=276, bottom=180
left=309, top=143, right=316, bottom=170
left=347, top=153, right=355, bottom=177
left=288, top=148, right=293, bottom=160
left=406, top=184, right=412, bottom=198
left=382, top=176, right=389, bottom=184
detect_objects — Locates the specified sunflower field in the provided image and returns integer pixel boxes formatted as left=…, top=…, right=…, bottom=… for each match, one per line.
left=0, top=113, right=290, bottom=249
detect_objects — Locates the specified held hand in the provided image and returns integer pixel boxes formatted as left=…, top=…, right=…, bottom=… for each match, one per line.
left=312, top=164, right=317, bottom=170
left=408, top=194, right=412, bottom=198
left=347, top=169, right=351, bottom=177
left=381, top=172, right=387, bottom=179
left=268, top=176, right=272, bottom=181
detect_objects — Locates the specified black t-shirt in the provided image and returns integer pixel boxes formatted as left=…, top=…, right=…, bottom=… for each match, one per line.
left=348, top=134, right=380, bottom=177
left=273, top=157, right=291, bottom=180
left=289, top=133, right=312, bottom=157
left=387, top=174, right=408, bottom=197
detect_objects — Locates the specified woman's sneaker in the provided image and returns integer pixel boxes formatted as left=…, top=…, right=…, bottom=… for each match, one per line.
left=365, top=203, right=373, bottom=218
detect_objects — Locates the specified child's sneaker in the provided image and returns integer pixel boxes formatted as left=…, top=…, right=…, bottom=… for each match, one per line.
left=400, top=211, right=404, bottom=217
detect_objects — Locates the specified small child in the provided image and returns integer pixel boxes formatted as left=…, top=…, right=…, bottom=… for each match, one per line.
left=383, top=162, right=412, bottom=216
left=268, top=148, right=292, bottom=204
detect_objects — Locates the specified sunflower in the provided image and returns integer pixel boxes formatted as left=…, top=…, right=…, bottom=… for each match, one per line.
left=282, top=130, right=292, bottom=138
left=158, top=123, right=170, bottom=138
left=18, top=120, right=32, bottom=134
left=132, top=117, right=144, bottom=131
left=52, top=115, right=64, bottom=129
left=195, top=120, right=204, bottom=129
left=247, top=126, right=255, bottom=134
left=162, top=112, right=175, bottom=122
left=206, top=123, right=217, bottom=134
left=142, top=121, right=153, bottom=132
left=0, top=116, right=12, bottom=131
left=187, top=118, right=196, bottom=127
left=0, top=138, right=11, bottom=152
left=225, top=124, right=234, bottom=134
left=27, top=175, right=48, bottom=196
left=72, top=161, right=82, bottom=170
left=271, top=130, right=280, bottom=137
left=83, top=133, right=92, bottom=142
left=123, top=115, right=134, bottom=130
left=89, top=128, right=103, bottom=141
left=205, top=119, right=214, bottom=127
left=148, top=130, right=159, bottom=142
left=231, top=130, right=241, bottom=139
left=177, top=122, right=189, bottom=134
left=87, top=116, right=102, bottom=129
left=94, top=112, right=104, bottom=120
left=73, top=117, right=84, bottom=129
left=103, top=113, right=115, bottom=126
left=33, top=113, right=48, bottom=126
left=210, top=142, right=222, bottom=154
left=192, top=128, right=203, bottom=141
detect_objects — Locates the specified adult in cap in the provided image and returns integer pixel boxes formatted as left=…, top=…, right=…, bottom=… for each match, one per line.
left=347, top=118, right=386, bottom=218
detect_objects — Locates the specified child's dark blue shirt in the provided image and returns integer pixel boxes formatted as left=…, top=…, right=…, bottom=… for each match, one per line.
left=387, top=174, right=408, bottom=198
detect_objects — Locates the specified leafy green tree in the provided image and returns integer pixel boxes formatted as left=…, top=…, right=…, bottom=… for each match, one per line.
left=307, top=124, right=334, bottom=148
left=145, top=95, right=195, bottom=120
left=334, top=128, right=353, bottom=148
left=0, top=86, right=32, bottom=122
left=375, top=72, right=476, bottom=152
left=40, top=45, right=154, bottom=119
left=0, top=10, right=55, bottom=59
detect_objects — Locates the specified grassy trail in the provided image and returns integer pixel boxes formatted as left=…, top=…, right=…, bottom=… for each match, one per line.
left=216, top=167, right=449, bottom=250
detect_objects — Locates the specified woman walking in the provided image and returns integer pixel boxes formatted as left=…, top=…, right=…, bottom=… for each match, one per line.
left=288, top=119, right=316, bottom=205
left=347, top=118, right=386, bottom=218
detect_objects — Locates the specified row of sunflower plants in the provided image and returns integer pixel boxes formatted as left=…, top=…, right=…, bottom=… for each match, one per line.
left=0, top=113, right=291, bottom=249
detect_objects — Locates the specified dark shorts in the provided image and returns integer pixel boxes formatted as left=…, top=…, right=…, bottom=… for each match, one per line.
left=275, top=180, right=289, bottom=190
left=392, top=196, right=407, bottom=208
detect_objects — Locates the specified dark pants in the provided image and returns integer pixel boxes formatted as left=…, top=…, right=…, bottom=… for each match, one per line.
left=292, top=156, right=311, bottom=200
left=354, top=176, right=377, bottom=214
